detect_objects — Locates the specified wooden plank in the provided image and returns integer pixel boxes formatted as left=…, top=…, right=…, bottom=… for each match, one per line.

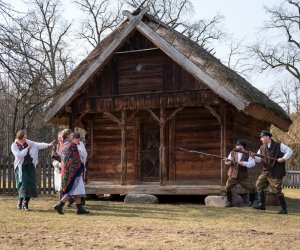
left=43, top=163, right=47, bottom=194
left=36, top=164, right=41, bottom=195
left=220, top=102, right=227, bottom=184
left=90, top=119, right=94, bottom=159
left=7, top=157, right=12, bottom=194
left=160, top=107, right=166, bottom=185
left=0, top=156, right=2, bottom=194
left=2, top=159, right=6, bottom=194
left=121, top=110, right=127, bottom=185
left=48, top=157, right=52, bottom=194
left=123, top=11, right=247, bottom=110
left=85, top=181, right=224, bottom=195
left=169, top=118, right=176, bottom=182
left=45, top=7, right=150, bottom=122
left=12, top=158, right=16, bottom=195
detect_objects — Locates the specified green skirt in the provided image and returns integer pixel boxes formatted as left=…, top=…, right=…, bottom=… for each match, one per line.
left=15, top=163, right=37, bottom=198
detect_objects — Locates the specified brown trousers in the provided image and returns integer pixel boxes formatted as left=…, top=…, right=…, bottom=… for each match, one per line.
left=256, top=175, right=283, bottom=197
left=225, top=177, right=256, bottom=193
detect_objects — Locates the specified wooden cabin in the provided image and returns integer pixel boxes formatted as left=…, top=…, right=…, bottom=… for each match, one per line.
left=45, top=8, right=292, bottom=195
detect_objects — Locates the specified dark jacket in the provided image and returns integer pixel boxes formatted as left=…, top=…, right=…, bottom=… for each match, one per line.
left=259, top=140, right=285, bottom=179
left=227, top=151, right=249, bottom=179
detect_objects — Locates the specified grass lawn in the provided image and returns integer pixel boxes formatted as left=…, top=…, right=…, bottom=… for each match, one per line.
left=0, top=189, right=299, bottom=250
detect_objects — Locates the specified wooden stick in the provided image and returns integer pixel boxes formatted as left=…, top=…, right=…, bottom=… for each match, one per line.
left=233, top=148, right=278, bottom=161
left=177, top=147, right=226, bottom=160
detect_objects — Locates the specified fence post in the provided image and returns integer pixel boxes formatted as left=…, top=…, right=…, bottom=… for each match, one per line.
left=42, top=162, right=46, bottom=195
left=36, top=164, right=41, bottom=195
left=47, top=156, right=52, bottom=194
left=2, top=158, right=7, bottom=194
left=0, top=156, right=2, bottom=194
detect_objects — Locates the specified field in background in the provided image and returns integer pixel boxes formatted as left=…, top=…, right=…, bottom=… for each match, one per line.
left=0, top=189, right=299, bottom=250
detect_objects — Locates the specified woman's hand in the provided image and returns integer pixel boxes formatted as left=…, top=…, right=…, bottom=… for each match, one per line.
left=49, top=140, right=56, bottom=147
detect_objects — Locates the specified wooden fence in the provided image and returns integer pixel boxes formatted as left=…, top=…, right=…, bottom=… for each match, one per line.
left=0, top=155, right=300, bottom=195
left=0, top=156, right=55, bottom=195
left=283, top=169, right=300, bottom=188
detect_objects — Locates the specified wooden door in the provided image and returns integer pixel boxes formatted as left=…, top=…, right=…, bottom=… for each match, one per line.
left=140, top=122, right=160, bottom=181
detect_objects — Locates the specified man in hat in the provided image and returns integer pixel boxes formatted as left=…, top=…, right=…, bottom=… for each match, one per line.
left=224, top=140, right=257, bottom=207
left=252, top=130, right=293, bottom=214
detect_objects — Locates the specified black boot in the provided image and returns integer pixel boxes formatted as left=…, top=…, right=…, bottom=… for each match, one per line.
left=17, top=198, right=23, bottom=209
left=54, top=201, right=65, bottom=215
left=278, top=195, right=288, bottom=214
left=249, top=192, right=256, bottom=207
left=76, top=204, right=90, bottom=215
left=67, top=197, right=75, bottom=207
left=23, top=198, right=30, bottom=211
left=252, top=191, right=265, bottom=210
left=226, top=190, right=232, bottom=207
left=81, top=197, right=86, bottom=205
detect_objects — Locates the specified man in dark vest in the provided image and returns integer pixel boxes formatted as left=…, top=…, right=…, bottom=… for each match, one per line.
left=252, top=130, right=293, bottom=214
left=224, top=140, right=257, bottom=207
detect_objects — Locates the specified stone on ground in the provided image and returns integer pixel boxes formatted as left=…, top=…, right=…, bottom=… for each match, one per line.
left=124, top=194, right=159, bottom=204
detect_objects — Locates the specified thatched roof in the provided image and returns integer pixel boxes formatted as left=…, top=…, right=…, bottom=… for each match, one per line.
left=45, top=8, right=292, bottom=131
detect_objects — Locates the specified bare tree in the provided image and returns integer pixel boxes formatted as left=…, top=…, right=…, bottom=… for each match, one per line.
left=0, top=0, right=73, bottom=154
left=73, top=0, right=124, bottom=49
left=73, top=0, right=226, bottom=51
left=247, top=1, right=300, bottom=162
left=249, top=0, right=300, bottom=82
left=267, top=79, right=300, bottom=115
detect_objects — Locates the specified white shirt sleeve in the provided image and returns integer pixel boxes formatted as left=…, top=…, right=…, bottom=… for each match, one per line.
left=77, top=142, right=88, bottom=166
left=11, top=143, right=28, bottom=158
left=254, top=149, right=262, bottom=163
left=241, top=156, right=256, bottom=168
left=280, top=143, right=293, bottom=160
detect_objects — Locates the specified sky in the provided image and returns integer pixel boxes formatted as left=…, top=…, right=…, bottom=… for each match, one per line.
left=190, top=0, right=278, bottom=91
left=11, top=0, right=280, bottom=92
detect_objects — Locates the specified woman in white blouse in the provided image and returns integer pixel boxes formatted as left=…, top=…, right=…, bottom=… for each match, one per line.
left=11, top=130, right=54, bottom=210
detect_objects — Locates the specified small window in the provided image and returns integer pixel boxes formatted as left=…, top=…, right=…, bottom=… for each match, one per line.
left=135, top=64, right=143, bottom=72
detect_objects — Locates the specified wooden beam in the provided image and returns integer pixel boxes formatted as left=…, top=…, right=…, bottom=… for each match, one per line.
left=204, top=105, right=221, bottom=124
left=69, top=104, right=75, bottom=130
left=159, top=107, right=166, bottom=185
left=220, top=102, right=226, bottom=184
left=90, top=118, right=94, bottom=159
left=147, top=109, right=160, bottom=123
left=121, top=110, right=127, bottom=185
left=45, top=7, right=150, bottom=122
left=123, top=11, right=247, bottom=111
left=103, top=111, right=122, bottom=127
left=166, top=107, right=184, bottom=123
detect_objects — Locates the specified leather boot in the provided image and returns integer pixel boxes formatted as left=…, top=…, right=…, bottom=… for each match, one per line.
left=67, top=197, right=75, bottom=207
left=23, top=198, right=30, bottom=211
left=54, top=201, right=65, bottom=214
left=249, top=192, right=256, bottom=207
left=278, top=195, right=288, bottom=214
left=252, top=191, right=265, bottom=210
left=226, top=190, right=232, bottom=207
left=17, top=198, right=23, bottom=209
left=76, top=204, right=90, bottom=215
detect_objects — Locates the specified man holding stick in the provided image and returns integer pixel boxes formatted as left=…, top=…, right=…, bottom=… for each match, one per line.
left=224, top=140, right=256, bottom=207
left=252, top=130, right=293, bottom=214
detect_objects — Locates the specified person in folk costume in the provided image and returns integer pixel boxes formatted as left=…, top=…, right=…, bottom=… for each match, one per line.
left=51, top=132, right=64, bottom=200
left=53, top=129, right=90, bottom=215
left=11, top=130, right=54, bottom=210
left=224, top=140, right=257, bottom=207
left=252, top=130, right=293, bottom=214
left=67, top=132, right=88, bottom=207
